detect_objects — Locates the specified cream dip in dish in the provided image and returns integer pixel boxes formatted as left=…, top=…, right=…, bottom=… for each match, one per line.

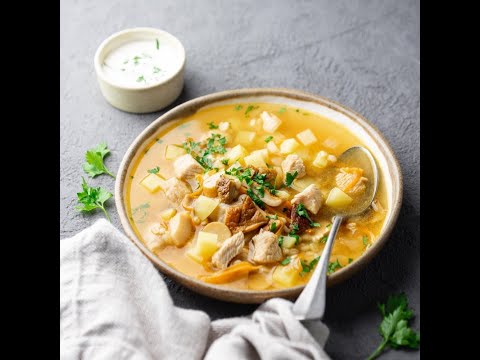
left=94, top=28, right=185, bottom=113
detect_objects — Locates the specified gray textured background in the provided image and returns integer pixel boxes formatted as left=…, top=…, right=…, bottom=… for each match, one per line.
left=60, top=0, right=419, bottom=358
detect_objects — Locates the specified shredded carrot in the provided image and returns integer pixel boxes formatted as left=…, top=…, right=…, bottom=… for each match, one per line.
left=199, top=261, right=260, bottom=284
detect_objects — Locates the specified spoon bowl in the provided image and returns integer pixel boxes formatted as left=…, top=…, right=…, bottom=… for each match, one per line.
left=292, top=146, right=379, bottom=321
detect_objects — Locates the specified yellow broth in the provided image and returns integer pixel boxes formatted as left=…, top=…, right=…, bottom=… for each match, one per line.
left=126, top=103, right=387, bottom=290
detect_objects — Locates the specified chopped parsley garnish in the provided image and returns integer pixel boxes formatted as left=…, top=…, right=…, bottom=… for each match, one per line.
left=133, top=56, right=141, bottom=65
left=320, top=235, right=328, bottom=244
left=153, top=66, right=161, bottom=73
left=281, top=256, right=291, bottom=265
left=136, top=75, right=146, bottom=82
left=327, top=259, right=342, bottom=274
left=296, top=204, right=320, bottom=227
left=326, top=223, right=332, bottom=228
left=265, top=136, right=274, bottom=143
left=147, top=166, right=160, bottom=174
left=289, top=223, right=300, bottom=245
left=182, top=134, right=227, bottom=171
left=221, top=158, right=229, bottom=166
left=155, top=38, right=159, bottom=49
left=208, top=122, right=219, bottom=129
left=267, top=214, right=278, bottom=220
left=348, top=258, right=353, bottom=264
left=363, top=235, right=369, bottom=246
left=234, top=105, right=243, bottom=111
left=278, top=107, right=286, bottom=114
left=285, top=171, right=298, bottom=187
left=247, top=188, right=264, bottom=207
left=244, top=105, right=259, bottom=117
left=270, top=222, right=277, bottom=232
left=300, top=256, right=320, bottom=276
left=278, top=236, right=284, bottom=247
left=295, top=109, right=300, bottom=112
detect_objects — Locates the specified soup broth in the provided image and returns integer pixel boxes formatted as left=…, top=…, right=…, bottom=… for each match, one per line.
left=126, top=103, right=387, bottom=290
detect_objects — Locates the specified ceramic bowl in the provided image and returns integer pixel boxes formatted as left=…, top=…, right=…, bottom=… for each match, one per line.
left=115, top=88, right=403, bottom=303
left=94, top=27, right=185, bottom=113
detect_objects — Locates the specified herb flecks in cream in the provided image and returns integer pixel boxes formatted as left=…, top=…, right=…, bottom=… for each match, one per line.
left=102, top=38, right=179, bottom=87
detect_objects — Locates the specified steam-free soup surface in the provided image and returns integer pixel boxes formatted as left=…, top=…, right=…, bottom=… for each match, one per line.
left=127, top=103, right=387, bottom=290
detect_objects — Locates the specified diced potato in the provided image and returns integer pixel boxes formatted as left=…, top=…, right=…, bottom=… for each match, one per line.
left=291, top=177, right=315, bottom=192
left=193, top=195, right=220, bottom=221
left=280, top=138, right=300, bottom=154
left=244, top=151, right=267, bottom=168
left=261, top=111, right=282, bottom=133
left=140, top=173, right=165, bottom=193
left=281, top=236, right=297, bottom=249
left=227, top=144, right=248, bottom=163
left=165, top=144, right=187, bottom=160
left=296, top=129, right=318, bottom=146
left=160, top=208, right=177, bottom=221
left=270, top=157, right=283, bottom=167
left=273, top=265, right=301, bottom=288
left=274, top=166, right=284, bottom=188
left=325, top=187, right=353, bottom=208
left=313, top=151, right=329, bottom=168
left=267, top=141, right=280, bottom=154
left=272, top=132, right=286, bottom=143
left=195, top=231, right=219, bottom=259
left=235, top=131, right=256, bottom=145
left=202, top=222, right=232, bottom=242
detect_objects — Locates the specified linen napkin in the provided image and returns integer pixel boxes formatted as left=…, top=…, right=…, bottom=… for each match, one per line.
left=60, top=219, right=331, bottom=359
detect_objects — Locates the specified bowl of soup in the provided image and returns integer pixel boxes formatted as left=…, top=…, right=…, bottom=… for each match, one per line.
left=115, top=88, right=402, bottom=303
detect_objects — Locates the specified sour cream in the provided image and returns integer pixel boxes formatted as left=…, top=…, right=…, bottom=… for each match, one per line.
left=102, top=38, right=181, bottom=88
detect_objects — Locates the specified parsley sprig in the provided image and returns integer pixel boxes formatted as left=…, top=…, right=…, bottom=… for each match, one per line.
left=285, top=171, right=298, bottom=187
left=76, top=178, right=112, bottom=221
left=82, top=142, right=115, bottom=178
left=367, top=294, right=420, bottom=359
left=300, top=256, right=320, bottom=276
left=182, top=134, right=227, bottom=171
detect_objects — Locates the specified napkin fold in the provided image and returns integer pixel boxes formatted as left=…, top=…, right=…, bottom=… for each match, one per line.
left=60, top=219, right=330, bottom=360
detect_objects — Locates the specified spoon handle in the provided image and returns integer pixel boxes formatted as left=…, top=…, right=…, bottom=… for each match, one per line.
left=292, top=215, right=344, bottom=321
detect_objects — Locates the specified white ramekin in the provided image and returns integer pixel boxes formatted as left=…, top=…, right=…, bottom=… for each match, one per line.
left=94, top=27, right=186, bottom=113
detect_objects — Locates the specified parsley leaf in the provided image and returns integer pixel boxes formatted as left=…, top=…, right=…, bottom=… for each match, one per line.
left=278, top=107, right=286, bottom=114
left=82, top=142, right=115, bottom=178
left=285, top=171, right=298, bottom=187
left=267, top=214, right=278, bottom=220
left=265, top=136, right=274, bottom=143
left=296, top=204, right=320, bottom=227
left=137, top=75, right=146, bottom=82
left=208, top=122, right=219, bottom=129
left=75, top=178, right=112, bottom=221
left=244, top=105, right=259, bottom=117
left=281, top=256, right=291, bottom=265
left=348, top=258, right=353, bottom=264
left=221, top=158, right=229, bottom=166
left=320, top=235, right=328, bottom=244
left=247, top=188, right=264, bottom=208
left=234, top=105, right=243, bottom=111
left=363, top=235, right=369, bottom=247
left=367, top=294, right=420, bottom=359
left=278, top=236, right=284, bottom=247
left=270, top=222, right=277, bottom=232
left=156, top=38, right=160, bottom=49
left=299, top=256, right=320, bottom=276
left=327, top=259, right=342, bottom=274
left=147, top=166, right=160, bottom=174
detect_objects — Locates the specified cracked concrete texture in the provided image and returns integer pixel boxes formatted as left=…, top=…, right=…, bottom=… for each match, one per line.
left=60, top=0, right=419, bottom=358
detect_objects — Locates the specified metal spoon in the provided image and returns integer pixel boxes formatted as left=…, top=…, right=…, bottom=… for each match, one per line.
left=292, top=146, right=379, bottom=321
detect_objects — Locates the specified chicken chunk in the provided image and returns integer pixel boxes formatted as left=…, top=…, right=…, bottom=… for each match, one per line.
left=290, top=204, right=311, bottom=234
left=203, top=171, right=224, bottom=198
left=260, top=111, right=282, bottom=133
left=224, top=195, right=268, bottom=234
left=291, top=184, right=323, bottom=214
left=211, top=232, right=245, bottom=269
left=173, top=154, right=204, bottom=180
left=217, top=176, right=239, bottom=204
left=248, top=230, right=282, bottom=264
left=281, top=154, right=306, bottom=180
left=163, top=177, right=191, bottom=205
left=168, top=212, right=194, bottom=247
left=335, top=167, right=368, bottom=195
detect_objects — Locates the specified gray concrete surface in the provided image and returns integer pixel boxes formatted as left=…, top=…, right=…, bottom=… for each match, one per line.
left=60, top=0, right=419, bottom=358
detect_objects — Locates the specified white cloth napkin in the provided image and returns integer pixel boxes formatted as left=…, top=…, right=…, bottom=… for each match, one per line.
left=60, top=219, right=331, bottom=360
